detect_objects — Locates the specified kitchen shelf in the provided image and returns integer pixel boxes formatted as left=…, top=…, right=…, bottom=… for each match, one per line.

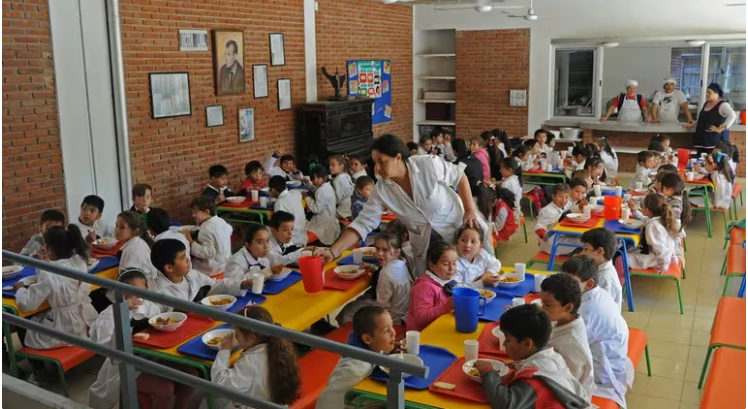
left=415, top=53, right=456, bottom=58
left=416, top=99, right=456, bottom=104
left=418, top=76, right=456, bottom=80
left=417, top=120, right=456, bottom=126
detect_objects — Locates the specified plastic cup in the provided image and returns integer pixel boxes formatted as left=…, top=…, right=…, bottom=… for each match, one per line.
left=464, top=340, right=479, bottom=362
left=686, top=172, right=695, bottom=182
left=538, top=159, right=546, bottom=170
left=512, top=297, right=526, bottom=307
left=583, top=205, right=592, bottom=217
left=251, top=273, right=264, bottom=294
left=260, top=197, right=268, bottom=207
left=561, top=151, right=568, bottom=159
left=406, top=331, right=421, bottom=356
left=496, top=331, right=506, bottom=352
left=301, top=250, right=313, bottom=258
left=533, top=274, right=546, bottom=293
left=298, top=255, right=324, bottom=293
left=634, top=182, right=643, bottom=190
left=593, top=185, right=602, bottom=197
left=615, top=186, right=623, bottom=197
left=514, top=263, right=526, bottom=275
left=621, top=207, right=631, bottom=220
left=353, top=250, right=363, bottom=265
left=545, top=163, right=553, bottom=172
left=132, top=298, right=146, bottom=320
left=623, top=193, right=632, bottom=202
left=250, top=190, right=259, bottom=201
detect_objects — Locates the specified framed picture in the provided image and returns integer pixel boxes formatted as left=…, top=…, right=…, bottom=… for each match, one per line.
left=238, top=108, right=254, bottom=142
left=149, top=72, right=191, bottom=119
left=277, top=78, right=292, bottom=111
left=205, top=105, right=224, bottom=127
left=253, top=64, right=268, bottom=99
left=212, top=30, right=245, bottom=95
left=269, top=33, right=285, bottom=66
left=179, top=29, right=208, bottom=51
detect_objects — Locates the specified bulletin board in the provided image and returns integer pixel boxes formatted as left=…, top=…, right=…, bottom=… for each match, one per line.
left=346, top=60, right=392, bottom=124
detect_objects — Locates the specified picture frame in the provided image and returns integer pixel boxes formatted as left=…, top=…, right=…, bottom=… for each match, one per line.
left=149, top=72, right=192, bottom=119
left=238, top=108, right=255, bottom=142
left=269, top=33, right=285, bottom=66
left=179, top=29, right=208, bottom=51
left=205, top=104, right=224, bottom=127
left=277, top=78, right=292, bottom=111
left=212, top=29, right=246, bottom=95
left=253, top=64, right=269, bottom=99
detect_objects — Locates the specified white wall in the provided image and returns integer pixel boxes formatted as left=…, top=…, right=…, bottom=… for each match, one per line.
left=414, top=0, right=746, bottom=133
left=602, top=46, right=672, bottom=102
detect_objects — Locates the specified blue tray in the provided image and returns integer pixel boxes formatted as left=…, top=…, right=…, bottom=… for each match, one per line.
left=262, top=271, right=302, bottom=295
left=90, top=256, right=120, bottom=275
left=370, top=345, right=457, bottom=390
left=227, top=293, right=267, bottom=313
left=337, top=254, right=378, bottom=266
left=2, top=266, right=37, bottom=298
left=600, top=189, right=628, bottom=197
left=177, top=324, right=241, bottom=361
left=480, top=294, right=514, bottom=322
left=604, top=220, right=642, bottom=234
left=492, top=273, right=535, bottom=298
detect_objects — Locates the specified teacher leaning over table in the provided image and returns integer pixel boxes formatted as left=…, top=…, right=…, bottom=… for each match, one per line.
left=319, top=134, right=481, bottom=276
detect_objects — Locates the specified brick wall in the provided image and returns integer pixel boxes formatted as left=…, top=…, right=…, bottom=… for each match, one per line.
left=120, top=0, right=307, bottom=222
left=315, top=0, right=413, bottom=138
left=2, top=0, right=65, bottom=252
left=455, top=29, right=530, bottom=139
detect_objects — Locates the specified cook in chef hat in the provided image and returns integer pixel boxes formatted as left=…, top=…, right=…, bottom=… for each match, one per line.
left=626, top=79, right=639, bottom=88
left=663, top=77, right=677, bottom=86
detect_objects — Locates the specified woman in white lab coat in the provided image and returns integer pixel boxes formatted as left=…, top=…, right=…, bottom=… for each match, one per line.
left=305, top=166, right=341, bottom=245
left=601, top=79, right=652, bottom=124
left=116, top=211, right=157, bottom=284
left=321, top=134, right=479, bottom=275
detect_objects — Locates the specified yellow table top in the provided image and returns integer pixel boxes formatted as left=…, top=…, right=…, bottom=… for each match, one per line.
left=2, top=266, right=119, bottom=318
left=352, top=268, right=554, bottom=409
left=550, top=218, right=640, bottom=246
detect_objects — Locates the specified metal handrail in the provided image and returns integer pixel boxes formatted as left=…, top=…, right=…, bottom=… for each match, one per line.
left=2, top=251, right=428, bottom=409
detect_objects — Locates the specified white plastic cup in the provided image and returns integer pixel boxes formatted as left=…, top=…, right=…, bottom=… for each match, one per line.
left=406, top=331, right=421, bottom=356
left=583, top=205, right=592, bottom=217
left=260, top=197, right=268, bottom=207
left=615, top=186, right=623, bottom=197
left=353, top=250, right=363, bottom=265
left=512, top=297, right=526, bottom=307
left=593, top=185, right=602, bottom=197
left=251, top=190, right=259, bottom=201
left=561, top=151, right=568, bottom=159
left=251, top=273, right=264, bottom=294
left=534, top=274, right=546, bottom=293
left=514, top=263, right=526, bottom=275
left=538, top=159, right=546, bottom=170
left=621, top=207, right=631, bottom=220
left=464, top=340, right=479, bottom=362
left=497, top=331, right=506, bottom=352
left=132, top=298, right=146, bottom=320
left=686, top=172, right=695, bottom=182
left=545, top=163, right=553, bottom=172
left=634, top=182, right=643, bottom=190
left=623, top=193, right=632, bottom=202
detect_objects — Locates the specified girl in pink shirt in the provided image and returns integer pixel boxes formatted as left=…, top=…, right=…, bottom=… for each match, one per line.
left=469, top=137, right=491, bottom=181
left=406, top=241, right=458, bottom=332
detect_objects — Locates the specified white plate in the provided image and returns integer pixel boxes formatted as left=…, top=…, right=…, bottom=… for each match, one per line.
left=2, top=265, right=22, bottom=281
left=148, top=312, right=188, bottom=332
left=618, top=219, right=645, bottom=228
left=200, top=295, right=237, bottom=311
left=92, top=237, right=118, bottom=249
left=333, top=265, right=367, bottom=280
left=267, top=268, right=294, bottom=282
left=477, top=289, right=497, bottom=304
left=378, top=353, right=423, bottom=379
left=565, top=213, right=590, bottom=224
left=225, top=196, right=245, bottom=204
left=496, top=271, right=525, bottom=289
left=201, top=328, right=237, bottom=351
left=462, top=359, right=509, bottom=383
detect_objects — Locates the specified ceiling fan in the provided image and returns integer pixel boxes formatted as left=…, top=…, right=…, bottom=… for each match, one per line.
left=503, top=0, right=545, bottom=20
left=432, top=0, right=527, bottom=13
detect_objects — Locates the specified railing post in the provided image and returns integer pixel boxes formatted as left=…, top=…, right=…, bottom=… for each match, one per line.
left=385, top=371, right=405, bottom=409
left=113, top=291, right=138, bottom=409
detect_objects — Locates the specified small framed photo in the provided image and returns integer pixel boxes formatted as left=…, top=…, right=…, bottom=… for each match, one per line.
left=149, top=72, right=192, bottom=119
left=277, top=78, right=292, bottom=111
left=253, top=64, right=268, bottom=99
left=269, top=33, right=285, bottom=66
left=179, top=29, right=208, bottom=51
left=205, top=105, right=224, bottom=127
left=238, top=108, right=255, bottom=142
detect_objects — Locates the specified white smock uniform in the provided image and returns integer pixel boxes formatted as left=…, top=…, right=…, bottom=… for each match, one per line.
left=580, top=286, right=634, bottom=408
left=628, top=216, right=678, bottom=272
left=455, top=249, right=502, bottom=288
left=332, top=173, right=354, bottom=219
left=349, top=155, right=467, bottom=276
left=499, top=175, right=523, bottom=222
left=316, top=357, right=379, bottom=409
left=266, top=233, right=304, bottom=267
left=306, top=182, right=341, bottom=245
left=212, top=344, right=270, bottom=409
left=224, top=247, right=272, bottom=280
left=72, top=219, right=115, bottom=242
left=690, top=170, right=732, bottom=209
left=512, top=348, right=589, bottom=403
left=191, top=215, right=233, bottom=276
left=274, top=189, right=308, bottom=246
left=600, top=149, right=618, bottom=179
left=119, top=236, right=157, bottom=284
left=548, top=318, right=595, bottom=403
left=336, top=258, right=412, bottom=325
left=152, top=269, right=246, bottom=312
left=535, top=202, right=578, bottom=255
left=16, top=255, right=98, bottom=349
left=154, top=230, right=191, bottom=260
left=597, top=260, right=623, bottom=309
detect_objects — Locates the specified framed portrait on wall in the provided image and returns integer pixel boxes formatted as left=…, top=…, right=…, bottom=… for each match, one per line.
left=206, top=105, right=224, bottom=127
left=212, top=30, right=245, bottom=95
left=238, top=108, right=254, bottom=142
left=253, top=64, right=268, bottom=98
left=277, top=78, right=292, bottom=111
left=149, top=72, right=191, bottom=119
left=269, top=33, right=285, bottom=66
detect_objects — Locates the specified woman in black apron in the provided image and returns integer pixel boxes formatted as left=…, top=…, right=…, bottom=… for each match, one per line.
left=685, top=83, right=738, bottom=156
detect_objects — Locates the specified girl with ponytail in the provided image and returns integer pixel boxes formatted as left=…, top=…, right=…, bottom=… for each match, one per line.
left=213, top=306, right=301, bottom=408
left=116, top=210, right=158, bottom=284
left=627, top=194, right=679, bottom=274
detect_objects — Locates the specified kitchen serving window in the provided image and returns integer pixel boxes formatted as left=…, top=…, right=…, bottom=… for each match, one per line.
left=553, top=48, right=596, bottom=117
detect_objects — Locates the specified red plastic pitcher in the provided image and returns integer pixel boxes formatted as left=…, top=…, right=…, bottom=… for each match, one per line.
left=604, top=196, right=622, bottom=221
left=298, top=255, right=324, bottom=293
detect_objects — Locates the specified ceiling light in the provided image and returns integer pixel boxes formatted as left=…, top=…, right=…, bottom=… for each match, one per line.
left=475, top=5, right=492, bottom=12
left=686, top=40, right=706, bottom=46
left=601, top=41, right=620, bottom=48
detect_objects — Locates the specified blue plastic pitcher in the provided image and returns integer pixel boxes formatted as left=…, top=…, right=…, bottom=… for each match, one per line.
left=453, top=287, right=486, bottom=333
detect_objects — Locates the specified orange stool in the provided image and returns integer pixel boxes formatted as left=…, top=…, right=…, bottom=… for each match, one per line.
left=630, top=260, right=684, bottom=314
left=526, top=252, right=570, bottom=270
left=16, top=345, right=96, bottom=396
left=700, top=348, right=746, bottom=409
left=721, top=244, right=746, bottom=296
left=628, top=328, right=651, bottom=375
left=698, top=297, right=746, bottom=388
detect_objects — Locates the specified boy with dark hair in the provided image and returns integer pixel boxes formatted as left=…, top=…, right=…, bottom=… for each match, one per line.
left=151, top=239, right=251, bottom=312
left=568, top=177, right=589, bottom=213
left=184, top=197, right=232, bottom=277
left=406, top=142, right=419, bottom=156
left=146, top=208, right=190, bottom=256
left=269, top=175, right=307, bottom=246
left=580, top=228, right=622, bottom=308
left=240, top=160, right=267, bottom=193
left=21, top=210, right=66, bottom=257
left=267, top=211, right=316, bottom=266
left=316, top=307, right=396, bottom=409
left=130, top=183, right=152, bottom=215
left=351, top=176, right=374, bottom=220
left=540, top=274, right=594, bottom=402
left=73, top=195, right=115, bottom=243
left=561, top=256, right=633, bottom=408
left=202, top=164, right=238, bottom=204
left=535, top=183, right=576, bottom=255
left=264, top=149, right=304, bottom=181
left=631, top=151, right=656, bottom=190
left=475, top=304, right=588, bottom=408
left=306, top=166, right=340, bottom=245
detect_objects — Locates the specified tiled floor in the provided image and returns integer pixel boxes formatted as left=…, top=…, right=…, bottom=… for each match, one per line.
left=9, top=176, right=747, bottom=408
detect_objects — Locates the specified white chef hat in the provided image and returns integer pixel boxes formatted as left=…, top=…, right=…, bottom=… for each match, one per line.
left=626, top=79, right=639, bottom=87
left=664, top=77, right=677, bottom=85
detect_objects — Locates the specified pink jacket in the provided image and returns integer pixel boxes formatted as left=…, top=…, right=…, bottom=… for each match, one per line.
left=406, top=275, right=453, bottom=332
left=473, top=149, right=491, bottom=181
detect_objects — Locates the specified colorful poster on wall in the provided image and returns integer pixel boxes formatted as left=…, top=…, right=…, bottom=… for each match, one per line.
left=347, top=60, right=392, bottom=124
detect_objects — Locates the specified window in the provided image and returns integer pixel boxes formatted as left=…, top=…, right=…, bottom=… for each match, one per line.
left=553, top=48, right=595, bottom=117
left=707, top=45, right=746, bottom=111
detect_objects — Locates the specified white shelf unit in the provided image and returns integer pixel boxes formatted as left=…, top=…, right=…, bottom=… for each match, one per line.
left=413, top=29, right=456, bottom=141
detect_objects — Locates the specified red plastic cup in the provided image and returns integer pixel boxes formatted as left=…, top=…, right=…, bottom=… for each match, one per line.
left=298, top=256, right=324, bottom=293
left=604, top=196, right=622, bottom=221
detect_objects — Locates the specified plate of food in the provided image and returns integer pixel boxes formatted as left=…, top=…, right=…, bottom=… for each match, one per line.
left=200, top=295, right=237, bottom=311
left=92, top=237, right=118, bottom=249
left=267, top=267, right=294, bottom=282
left=564, top=213, right=590, bottom=224
left=333, top=265, right=367, bottom=281
left=477, top=288, right=497, bottom=304
left=201, top=328, right=236, bottom=351
left=378, top=353, right=423, bottom=379
left=496, top=271, right=525, bottom=289
left=225, top=196, right=245, bottom=204
left=462, top=359, right=508, bottom=383
left=148, top=312, right=187, bottom=332
left=618, top=219, right=645, bottom=229
left=2, top=265, right=23, bottom=281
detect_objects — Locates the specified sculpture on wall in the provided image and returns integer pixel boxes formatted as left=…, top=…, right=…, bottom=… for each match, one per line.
left=321, top=67, right=347, bottom=101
